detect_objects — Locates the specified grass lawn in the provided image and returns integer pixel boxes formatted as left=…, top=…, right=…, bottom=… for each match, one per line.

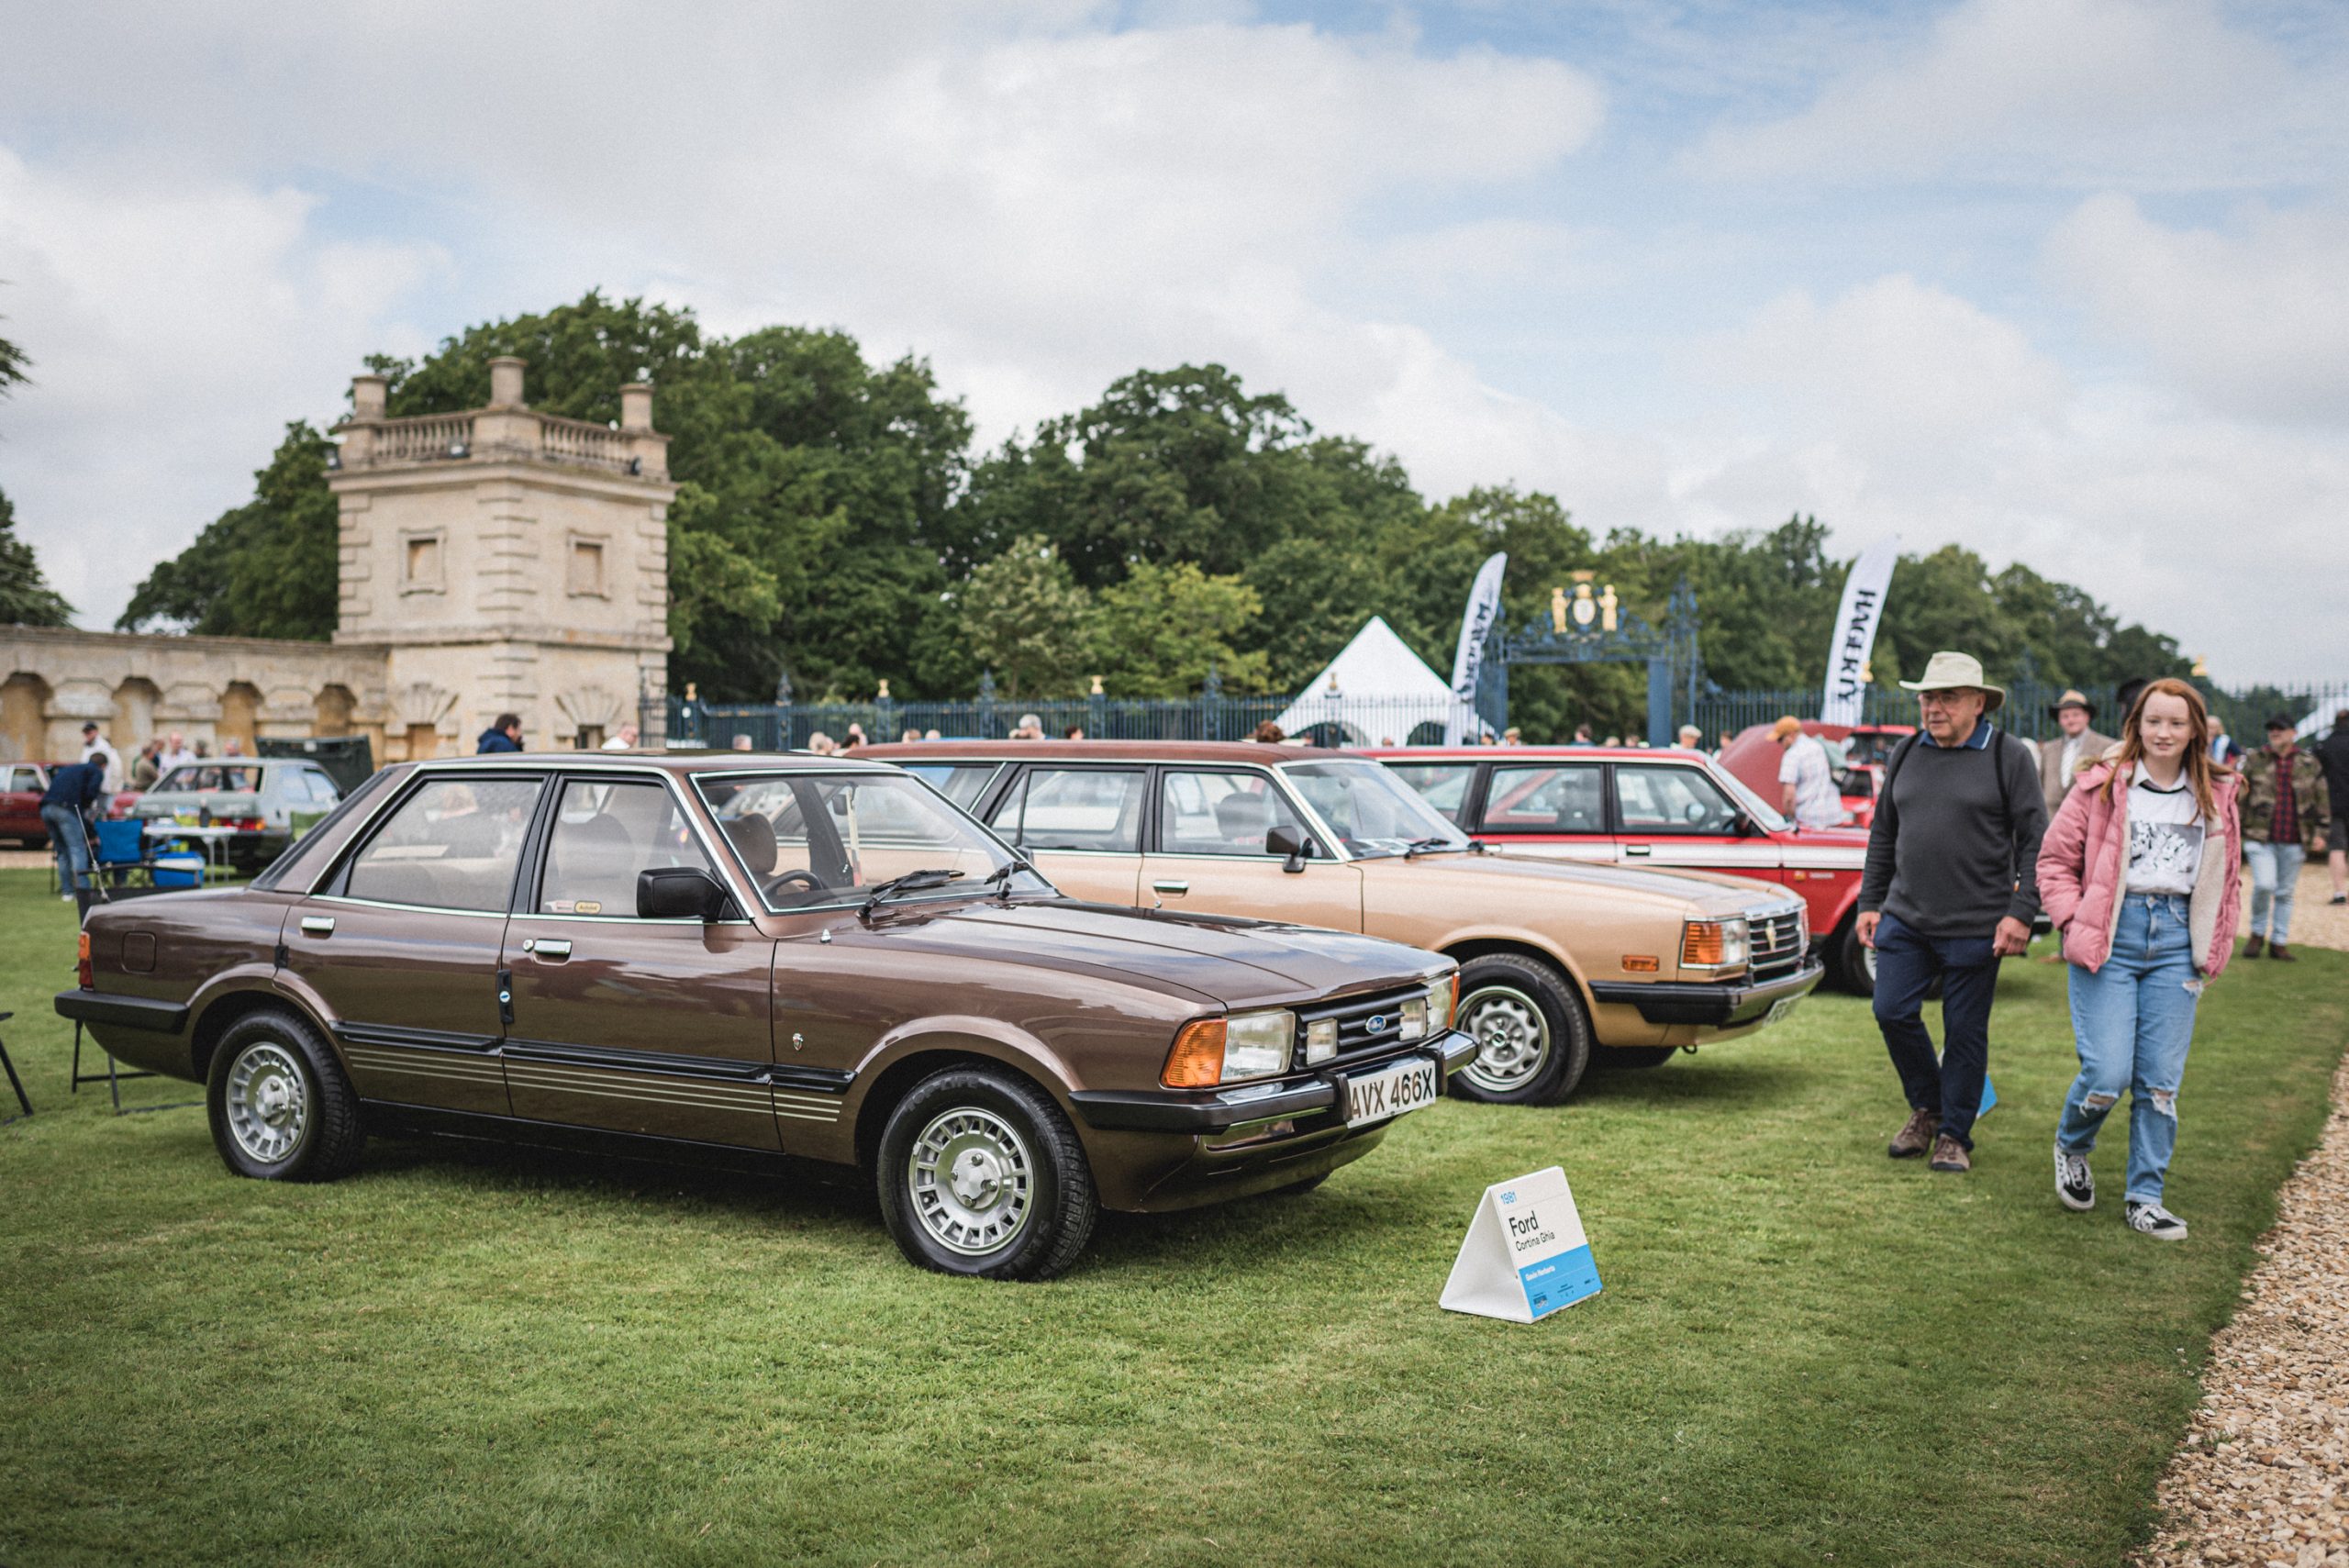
left=2, top=867, right=2342, bottom=1567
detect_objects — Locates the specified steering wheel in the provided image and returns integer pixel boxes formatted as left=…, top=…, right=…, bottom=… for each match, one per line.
left=767, top=869, right=825, bottom=894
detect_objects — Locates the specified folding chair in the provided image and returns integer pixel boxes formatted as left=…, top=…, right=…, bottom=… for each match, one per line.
left=92, top=817, right=156, bottom=889
left=0, top=1013, right=31, bottom=1125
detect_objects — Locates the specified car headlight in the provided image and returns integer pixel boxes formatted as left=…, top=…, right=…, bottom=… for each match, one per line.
left=1304, top=1018, right=1339, bottom=1064
left=1398, top=995, right=1429, bottom=1041
left=1161, top=1008, right=1298, bottom=1087
left=1426, top=973, right=1458, bottom=1033
left=1682, top=917, right=1750, bottom=970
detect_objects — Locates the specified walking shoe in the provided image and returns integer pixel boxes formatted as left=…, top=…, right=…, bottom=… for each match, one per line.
left=2270, top=943, right=2296, bottom=962
left=1929, top=1134, right=1971, bottom=1173
left=2124, top=1201, right=2188, bottom=1240
left=2331, top=893, right=2347, bottom=906
left=1887, top=1107, right=1940, bottom=1159
left=2244, top=934, right=2266, bottom=959
left=2054, top=1143, right=2094, bottom=1210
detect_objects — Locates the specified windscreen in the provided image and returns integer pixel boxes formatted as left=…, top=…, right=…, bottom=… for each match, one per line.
left=695, top=771, right=1051, bottom=911
left=1281, top=759, right=1470, bottom=859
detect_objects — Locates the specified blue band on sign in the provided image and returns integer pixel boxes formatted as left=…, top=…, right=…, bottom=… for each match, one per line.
left=1517, top=1244, right=1601, bottom=1320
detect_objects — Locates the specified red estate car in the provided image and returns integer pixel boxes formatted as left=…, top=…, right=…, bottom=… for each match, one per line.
left=1371, top=746, right=1878, bottom=995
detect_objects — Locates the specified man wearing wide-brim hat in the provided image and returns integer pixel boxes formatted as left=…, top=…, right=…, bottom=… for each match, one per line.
left=1856, top=651, right=2049, bottom=1174
left=2039, top=689, right=2114, bottom=820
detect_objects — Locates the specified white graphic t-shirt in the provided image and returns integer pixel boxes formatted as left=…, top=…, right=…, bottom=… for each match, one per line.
left=2125, top=765, right=2205, bottom=895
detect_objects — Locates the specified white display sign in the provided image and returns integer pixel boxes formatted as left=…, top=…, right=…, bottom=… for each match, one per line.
left=1820, top=536, right=1899, bottom=728
left=1443, top=551, right=1508, bottom=745
left=1440, top=1166, right=1601, bottom=1323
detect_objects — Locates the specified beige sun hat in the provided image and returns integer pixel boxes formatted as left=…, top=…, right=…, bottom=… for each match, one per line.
left=1898, top=651, right=2006, bottom=712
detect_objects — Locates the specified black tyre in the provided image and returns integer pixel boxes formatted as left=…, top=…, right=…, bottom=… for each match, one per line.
left=876, top=1067, right=1097, bottom=1281
left=1450, top=954, right=1593, bottom=1106
left=1593, top=1045, right=1677, bottom=1070
left=206, top=1007, right=365, bottom=1183
left=1831, top=915, right=1877, bottom=997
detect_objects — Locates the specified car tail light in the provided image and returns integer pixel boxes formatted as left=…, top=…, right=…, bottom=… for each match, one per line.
left=1163, top=1018, right=1228, bottom=1088
left=219, top=817, right=264, bottom=832
left=78, top=931, right=94, bottom=990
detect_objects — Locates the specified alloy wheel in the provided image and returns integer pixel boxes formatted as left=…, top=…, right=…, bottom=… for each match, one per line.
left=907, top=1106, right=1035, bottom=1257
left=224, top=1041, right=309, bottom=1165
left=1458, top=984, right=1551, bottom=1096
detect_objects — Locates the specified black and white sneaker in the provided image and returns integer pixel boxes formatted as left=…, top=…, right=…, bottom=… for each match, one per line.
left=2054, top=1143, right=2094, bottom=1211
left=2124, top=1201, right=2188, bottom=1240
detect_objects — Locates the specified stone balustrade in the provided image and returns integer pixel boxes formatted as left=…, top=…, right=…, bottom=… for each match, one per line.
left=338, top=406, right=665, bottom=480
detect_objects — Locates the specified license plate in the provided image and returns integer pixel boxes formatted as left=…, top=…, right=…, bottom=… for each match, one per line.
left=1341, top=1055, right=1441, bottom=1127
left=1764, top=995, right=1801, bottom=1027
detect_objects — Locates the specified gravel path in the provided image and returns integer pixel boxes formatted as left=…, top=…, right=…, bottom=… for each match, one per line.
left=2240, top=862, right=2349, bottom=954
left=2135, top=1049, right=2349, bottom=1568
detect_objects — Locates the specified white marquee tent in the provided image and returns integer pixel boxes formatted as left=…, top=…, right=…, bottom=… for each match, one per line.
left=1272, top=617, right=1480, bottom=746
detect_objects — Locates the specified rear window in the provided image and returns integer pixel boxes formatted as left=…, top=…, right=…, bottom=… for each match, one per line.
left=156, top=765, right=262, bottom=793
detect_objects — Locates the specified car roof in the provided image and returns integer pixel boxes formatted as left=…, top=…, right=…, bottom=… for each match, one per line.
left=410, top=750, right=902, bottom=776
left=854, top=740, right=1372, bottom=765
left=1363, top=746, right=1713, bottom=762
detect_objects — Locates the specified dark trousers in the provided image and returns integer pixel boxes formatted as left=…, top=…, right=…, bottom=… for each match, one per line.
left=1871, top=911, right=2001, bottom=1150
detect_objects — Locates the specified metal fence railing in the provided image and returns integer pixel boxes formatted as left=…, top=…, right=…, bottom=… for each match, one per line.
left=651, top=677, right=2349, bottom=752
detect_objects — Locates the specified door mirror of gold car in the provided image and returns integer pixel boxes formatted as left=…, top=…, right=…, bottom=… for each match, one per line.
left=638, top=866, right=729, bottom=920
left=1265, top=823, right=1310, bottom=873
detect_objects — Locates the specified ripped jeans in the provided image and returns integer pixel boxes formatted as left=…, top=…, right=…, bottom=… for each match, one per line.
left=2057, top=894, right=2199, bottom=1205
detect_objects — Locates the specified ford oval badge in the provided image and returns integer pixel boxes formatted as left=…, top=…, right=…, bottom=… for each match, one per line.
left=1367, top=1014, right=1388, bottom=1034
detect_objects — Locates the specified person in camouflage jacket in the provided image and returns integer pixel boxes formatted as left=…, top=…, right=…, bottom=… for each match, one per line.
left=2239, top=717, right=2330, bottom=959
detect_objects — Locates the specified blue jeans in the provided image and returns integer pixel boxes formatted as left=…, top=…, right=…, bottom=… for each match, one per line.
left=2057, top=894, right=2199, bottom=1205
left=2243, top=841, right=2304, bottom=942
left=41, top=803, right=91, bottom=894
left=1871, top=911, right=2001, bottom=1150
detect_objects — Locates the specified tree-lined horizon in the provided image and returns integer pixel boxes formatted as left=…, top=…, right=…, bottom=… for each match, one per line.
left=66, top=292, right=2187, bottom=736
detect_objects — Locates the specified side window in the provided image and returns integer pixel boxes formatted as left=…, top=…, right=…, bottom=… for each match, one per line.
left=539, top=778, right=715, bottom=916
left=988, top=768, right=1146, bottom=853
left=1158, top=770, right=1309, bottom=855
left=1385, top=763, right=1477, bottom=826
left=304, top=768, right=341, bottom=803
left=344, top=776, right=545, bottom=911
left=1481, top=765, right=1604, bottom=833
left=901, top=762, right=999, bottom=812
left=1615, top=763, right=1741, bottom=835
left=6, top=766, right=36, bottom=792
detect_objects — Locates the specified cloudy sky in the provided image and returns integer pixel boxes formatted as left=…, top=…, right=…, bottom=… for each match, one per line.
left=3, top=0, right=2345, bottom=680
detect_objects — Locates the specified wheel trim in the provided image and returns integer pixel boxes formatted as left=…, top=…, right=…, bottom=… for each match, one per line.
left=225, top=1041, right=309, bottom=1165
left=907, top=1106, right=1035, bottom=1257
left=1458, top=984, right=1551, bottom=1095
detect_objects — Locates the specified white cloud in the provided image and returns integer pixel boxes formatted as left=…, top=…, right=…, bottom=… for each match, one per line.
left=1687, top=0, right=2342, bottom=188
left=2046, top=193, right=2349, bottom=421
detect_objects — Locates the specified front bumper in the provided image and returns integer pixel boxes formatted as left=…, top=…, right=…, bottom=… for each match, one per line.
left=1586, top=960, right=1825, bottom=1028
left=1068, top=1028, right=1476, bottom=1133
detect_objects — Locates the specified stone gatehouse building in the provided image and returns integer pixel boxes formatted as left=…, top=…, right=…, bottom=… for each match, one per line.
left=0, top=359, right=674, bottom=765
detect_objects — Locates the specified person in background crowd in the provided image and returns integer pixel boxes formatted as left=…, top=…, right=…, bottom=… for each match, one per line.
left=2114, top=677, right=2151, bottom=728
left=1012, top=713, right=1044, bottom=740
left=194, top=740, right=211, bottom=759
left=1572, top=724, right=1594, bottom=747
left=1379, top=736, right=1398, bottom=747
left=221, top=738, right=246, bottom=758
left=1251, top=721, right=1286, bottom=744
left=1502, top=727, right=1523, bottom=745
left=1856, top=651, right=2046, bottom=1175
left=2037, top=679, right=2241, bottom=1240
left=78, top=722, right=123, bottom=795
left=2207, top=715, right=2243, bottom=768
left=600, top=723, right=640, bottom=751
left=129, top=739, right=161, bottom=790
left=1676, top=724, right=1706, bottom=752
left=157, top=731, right=196, bottom=772
left=475, top=714, right=523, bottom=754
left=900, top=728, right=923, bottom=743
left=843, top=723, right=868, bottom=749
left=1601, top=734, right=1620, bottom=747
left=1718, top=730, right=1735, bottom=753
left=1063, top=725, right=1085, bottom=740
left=2038, top=690, right=2113, bottom=820
left=2240, top=715, right=2330, bottom=960
left=41, top=755, right=106, bottom=902
left=1773, top=717, right=1844, bottom=829
left=923, top=728, right=942, bottom=741
left=807, top=732, right=838, bottom=756
left=731, top=735, right=754, bottom=751
left=2317, top=708, right=2349, bottom=906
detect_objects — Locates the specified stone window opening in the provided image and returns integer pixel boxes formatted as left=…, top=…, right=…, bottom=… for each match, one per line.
left=402, top=532, right=446, bottom=594
left=569, top=537, right=608, bottom=598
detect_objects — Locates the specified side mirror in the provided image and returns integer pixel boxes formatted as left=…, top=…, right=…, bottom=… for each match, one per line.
left=1265, top=824, right=1310, bottom=873
left=639, top=866, right=729, bottom=920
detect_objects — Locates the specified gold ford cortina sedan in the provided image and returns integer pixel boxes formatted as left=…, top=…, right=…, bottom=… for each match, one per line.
left=858, top=741, right=1822, bottom=1105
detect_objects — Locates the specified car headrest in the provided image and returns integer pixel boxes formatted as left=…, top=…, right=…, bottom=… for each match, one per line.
left=723, top=814, right=778, bottom=877
left=1213, top=792, right=1273, bottom=847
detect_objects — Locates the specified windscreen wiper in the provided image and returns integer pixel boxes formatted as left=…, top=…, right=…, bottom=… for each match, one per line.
left=1403, top=837, right=1459, bottom=858
left=858, top=867, right=963, bottom=918
left=979, top=858, right=1036, bottom=901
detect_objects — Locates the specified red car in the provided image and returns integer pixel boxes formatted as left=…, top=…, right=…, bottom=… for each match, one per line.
left=1, top=761, right=54, bottom=846
left=1716, top=721, right=1915, bottom=831
left=1372, top=746, right=1878, bottom=995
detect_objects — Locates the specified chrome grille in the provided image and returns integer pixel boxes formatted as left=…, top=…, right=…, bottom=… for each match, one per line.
left=1751, top=908, right=1806, bottom=977
left=1296, top=984, right=1427, bottom=1063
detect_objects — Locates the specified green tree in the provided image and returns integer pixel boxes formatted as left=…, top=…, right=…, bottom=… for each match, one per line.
left=117, top=423, right=337, bottom=639
left=1089, top=560, right=1266, bottom=697
left=956, top=536, right=1093, bottom=700
left=0, top=317, right=28, bottom=401
left=0, top=485, right=73, bottom=628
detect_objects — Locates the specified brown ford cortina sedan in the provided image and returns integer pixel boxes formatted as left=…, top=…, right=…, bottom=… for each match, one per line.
left=860, top=741, right=1823, bottom=1106
left=56, top=753, right=1475, bottom=1280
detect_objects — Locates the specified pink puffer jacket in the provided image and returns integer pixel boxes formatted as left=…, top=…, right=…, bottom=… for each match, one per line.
left=2037, top=760, right=2242, bottom=976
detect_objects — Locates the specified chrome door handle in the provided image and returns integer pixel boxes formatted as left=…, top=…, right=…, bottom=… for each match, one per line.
left=1152, top=880, right=1190, bottom=896
left=1624, top=845, right=1652, bottom=857
left=524, top=938, right=573, bottom=960
left=299, top=916, right=335, bottom=935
